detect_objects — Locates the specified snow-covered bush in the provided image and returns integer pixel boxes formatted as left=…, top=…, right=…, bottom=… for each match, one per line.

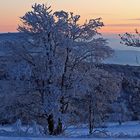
left=28, top=120, right=45, bottom=136
left=12, top=119, right=23, bottom=135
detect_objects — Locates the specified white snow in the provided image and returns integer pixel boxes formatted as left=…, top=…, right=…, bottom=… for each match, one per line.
left=101, top=121, right=140, bottom=136
left=64, top=121, right=140, bottom=138
left=0, top=137, right=138, bottom=140
left=0, top=121, right=139, bottom=139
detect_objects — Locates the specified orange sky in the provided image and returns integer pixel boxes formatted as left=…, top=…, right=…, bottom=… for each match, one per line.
left=1, top=0, right=140, bottom=34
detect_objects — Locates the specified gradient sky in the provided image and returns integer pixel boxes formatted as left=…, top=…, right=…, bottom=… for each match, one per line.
left=1, top=0, right=140, bottom=34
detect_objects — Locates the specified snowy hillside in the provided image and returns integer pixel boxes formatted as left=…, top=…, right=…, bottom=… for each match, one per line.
left=104, top=50, right=140, bottom=66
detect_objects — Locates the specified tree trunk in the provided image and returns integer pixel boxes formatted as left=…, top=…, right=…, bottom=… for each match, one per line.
left=47, top=114, right=54, bottom=135
left=88, top=101, right=94, bottom=135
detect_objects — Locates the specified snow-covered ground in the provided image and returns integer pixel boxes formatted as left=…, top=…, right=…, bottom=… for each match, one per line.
left=0, top=121, right=140, bottom=139
left=0, top=137, right=138, bottom=140
left=65, top=121, right=140, bottom=138
left=0, top=137, right=139, bottom=140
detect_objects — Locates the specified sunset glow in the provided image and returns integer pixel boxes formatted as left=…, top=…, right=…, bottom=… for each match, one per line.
left=1, top=0, right=140, bottom=34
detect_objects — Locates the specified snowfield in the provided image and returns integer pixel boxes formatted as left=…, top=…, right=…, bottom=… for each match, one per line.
left=0, top=137, right=138, bottom=140
left=64, top=121, right=140, bottom=138
left=0, top=121, right=139, bottom=139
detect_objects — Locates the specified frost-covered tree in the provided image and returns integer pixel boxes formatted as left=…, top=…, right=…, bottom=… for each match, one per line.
left=122, top=77, right=140, bottom=120
left=0, top=57, right=35, bottom=124
left=5, top=3, right=113, bottom=134
left=71, top=68, right=122, bottom=134
left=120, top=29, right=140, bottom=47
left=120, top=29, right=140, bottom=120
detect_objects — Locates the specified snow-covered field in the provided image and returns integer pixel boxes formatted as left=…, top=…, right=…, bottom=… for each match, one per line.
left=0, top=137, right=138, bottom=140
left=0, top=121, right=140, bottom=139
left=0, top=137, right=139, bottom=140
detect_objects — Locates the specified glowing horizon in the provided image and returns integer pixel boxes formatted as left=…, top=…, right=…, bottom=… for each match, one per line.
left=1, top=0, right=140, bottom=34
